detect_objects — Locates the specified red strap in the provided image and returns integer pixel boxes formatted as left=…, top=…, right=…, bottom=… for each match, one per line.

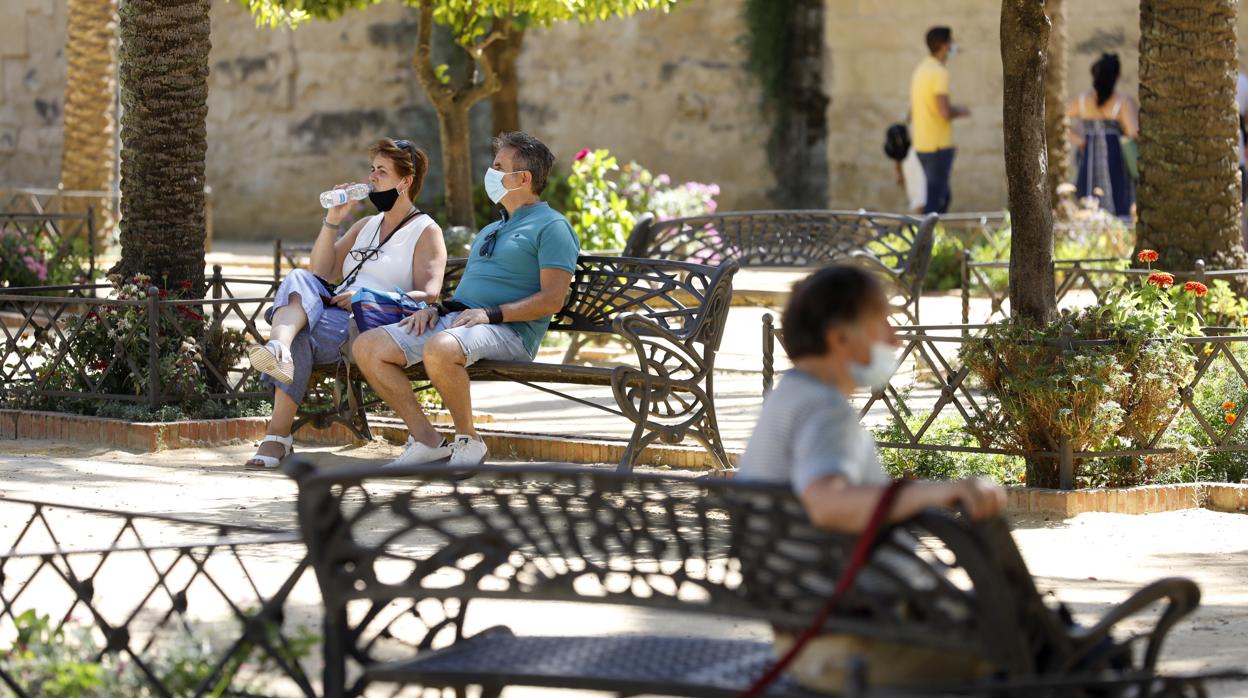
left=739, top=479, right=910, bottom=698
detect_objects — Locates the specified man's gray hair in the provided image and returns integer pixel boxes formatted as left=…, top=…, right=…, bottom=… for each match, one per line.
left=492, top=131, right=556, bottom=195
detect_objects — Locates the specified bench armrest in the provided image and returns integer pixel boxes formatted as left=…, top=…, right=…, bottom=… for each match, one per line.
left=1069, top=577, right=1201, bottom=672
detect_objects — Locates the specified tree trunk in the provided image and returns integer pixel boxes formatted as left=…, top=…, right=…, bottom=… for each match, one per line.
left=412, top=0, right=501, bottom=230
left=437, top=103, right=476, bottom=228
left=114, top=0, right=210, bottom=295
left=60, top=0, right=119, bottom=247
left=486, top=28, right=525, bottom=135
left=1002, top=0, right=1056, bottom=325
left=1043, top=0, right=1069, bottom=208
left=1137, top=0, right=1245, bottom=271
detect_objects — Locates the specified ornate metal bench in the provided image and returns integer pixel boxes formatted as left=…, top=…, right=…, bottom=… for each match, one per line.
left=288, top=460, right=1206, bottom=698
left=294, top=255, right=738, bottom=472
left=624, top=210, right=937, bottom=321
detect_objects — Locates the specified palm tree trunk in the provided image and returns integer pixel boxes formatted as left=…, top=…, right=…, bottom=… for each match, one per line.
left=1044, top=0, right=1069, bottom=208
left=1002, top=0, right=1056, bottom=325
left=486, top=27, right=525, bottom=135
left=114, top=0, right=210, bottom=295
left=1137, top=0, right=1245, bottom=271
left=60, top=0, right=119, bottom=248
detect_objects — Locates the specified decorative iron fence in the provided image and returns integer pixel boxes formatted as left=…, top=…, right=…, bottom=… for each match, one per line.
left=0, top=267, right=276, bottom=412
left=766, top=320, right=1248, bottom=489
left=0, top=497, right=317, bottom=696
left=960, top=255, right=1240, bottom=324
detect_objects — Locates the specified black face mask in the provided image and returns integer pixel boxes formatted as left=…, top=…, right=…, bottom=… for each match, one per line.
left=369, top=187, right=401, bottom=212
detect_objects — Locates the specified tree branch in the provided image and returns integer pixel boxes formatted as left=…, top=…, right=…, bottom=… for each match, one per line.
left=460, top=21, right=510, bottom=106
left=412, top=0, right=452, bottom=108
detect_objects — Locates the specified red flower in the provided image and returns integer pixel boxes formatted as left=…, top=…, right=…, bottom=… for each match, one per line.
left=1137, top=249, right=1160, bottom=263
left=158, top=289, right=169, bottom=298
left=1184, top=281, right=1209, bottom=297
left=90, top=360, right=108, bottom=370
left=176, top=306, right=203, bottom=321
left=574, top=148, right=591, bottom=161
left=178, top=280, right=193, bottom=290
left=1227, top=413, right=1238, bottom=426
left=1146, top=272, right=1174, bottom=288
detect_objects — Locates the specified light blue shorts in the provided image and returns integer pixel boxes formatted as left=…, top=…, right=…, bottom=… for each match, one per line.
left=380, top=311, right=531, bottom=368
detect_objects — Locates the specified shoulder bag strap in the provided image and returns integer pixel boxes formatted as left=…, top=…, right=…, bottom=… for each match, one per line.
left=337, top=208, right=422, bottom=293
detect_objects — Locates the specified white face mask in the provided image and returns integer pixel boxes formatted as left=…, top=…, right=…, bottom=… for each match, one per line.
left=484, top=167, right=524, bottom=204
left=848, top=341, right=898, bottom=393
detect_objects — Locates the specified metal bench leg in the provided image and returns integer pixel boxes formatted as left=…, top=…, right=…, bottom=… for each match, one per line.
left=343, top=373, right=373, bottom=441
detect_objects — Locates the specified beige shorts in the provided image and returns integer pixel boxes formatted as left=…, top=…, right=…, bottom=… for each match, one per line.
left=774, top=630, right=992, bottom=693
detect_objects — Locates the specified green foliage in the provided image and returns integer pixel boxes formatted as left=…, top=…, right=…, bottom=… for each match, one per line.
left=243, top=0, right=676, bottom=43
left=872, top=394, right=1023, bottom=485
left=935, top=203, right=1134, bottom=293
left=5, top=274, right=269, bottom=420
left=741, top=0, right=797, bottom=113
left=961, top=277, right=1204, bottom=488
left=1, top=610, right=317, bottom=697
left=0, top=224, right=91, bottom=287
left=561, top=149, right=719, bottom=251
left=564, top=149, right=636, bottom=251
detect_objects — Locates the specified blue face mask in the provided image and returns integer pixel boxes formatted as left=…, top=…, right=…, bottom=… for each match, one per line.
left=484, top=167, right=524, bottom=204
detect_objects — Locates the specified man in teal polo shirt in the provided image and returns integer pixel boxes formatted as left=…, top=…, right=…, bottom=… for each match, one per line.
left=354, top=132, right=580, bottom=469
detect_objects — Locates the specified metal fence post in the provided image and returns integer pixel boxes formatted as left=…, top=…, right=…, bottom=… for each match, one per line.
left=86, top=203, right=96, bottom=281
left=762, top=313, right=775, bottom=397
left=273, top=240, right=282, bottom=282
left=147, top=285, right=161, bottom=411
left=1195, top=259, right=1206, bottom=320
left=211, top=264, right=223, bottom=324
left=961, top=249, right=971, bottom=329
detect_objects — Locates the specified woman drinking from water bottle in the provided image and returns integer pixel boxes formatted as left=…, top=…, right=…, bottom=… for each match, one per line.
left=244, top=138, right=447, bottom=470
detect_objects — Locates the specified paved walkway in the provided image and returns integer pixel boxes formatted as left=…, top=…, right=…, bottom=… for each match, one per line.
left=1, top=441, right=1245, bottom=696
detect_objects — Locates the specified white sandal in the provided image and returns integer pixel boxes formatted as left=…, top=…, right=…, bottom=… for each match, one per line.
left=248, top=340, right=294, bottom=384
left=245, top=434, right=294, bottom=471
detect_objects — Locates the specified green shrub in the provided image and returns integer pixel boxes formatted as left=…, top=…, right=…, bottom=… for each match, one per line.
left=873, top=408, right=1024, bottom=485
left=961, top=277, right=1200, bottom=488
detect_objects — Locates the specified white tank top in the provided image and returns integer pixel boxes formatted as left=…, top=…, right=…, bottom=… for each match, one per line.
left=340, top=212, right=432, bottom=294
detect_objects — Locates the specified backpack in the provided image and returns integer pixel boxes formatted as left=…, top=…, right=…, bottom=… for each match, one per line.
left=884, top=123, right=910, bottom=161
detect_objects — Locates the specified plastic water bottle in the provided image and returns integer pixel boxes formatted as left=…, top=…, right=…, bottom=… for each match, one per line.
left=320, top=183, right=371, bottom=208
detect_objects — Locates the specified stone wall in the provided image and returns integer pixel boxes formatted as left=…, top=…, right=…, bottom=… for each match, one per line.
left=0, top=0, right=770, bottom=240
left=514, top=0, right=774, bottom=212
left=8, top=0, right=1248, bottom=235
left=0, top=0, right=68, bottom=189
left=824, top=0, right=1248, bottom=214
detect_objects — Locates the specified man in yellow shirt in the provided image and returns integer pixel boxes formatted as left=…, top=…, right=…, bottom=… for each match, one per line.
left=910, top=26, right=970, bottom=214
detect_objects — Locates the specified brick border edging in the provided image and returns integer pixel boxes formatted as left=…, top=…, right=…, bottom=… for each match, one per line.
left=1006, top=483, right=1248, bottom=516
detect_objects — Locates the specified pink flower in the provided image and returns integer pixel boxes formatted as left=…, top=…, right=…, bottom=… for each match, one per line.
left=574, top=149, right=591, bottom=161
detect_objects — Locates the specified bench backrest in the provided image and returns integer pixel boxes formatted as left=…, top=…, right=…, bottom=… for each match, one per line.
left=624, top=210, right=936, bottom=319
left=291, top=463, right=1044, bottom=678
left=442, top=254, right=738, bottom=343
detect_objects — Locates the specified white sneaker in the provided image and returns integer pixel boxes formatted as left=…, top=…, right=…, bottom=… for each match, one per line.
left=384, top=436, right=452, bottom=468
left=449, top=435, right=488, bottom=469
left=248, top=340, right=294, bottom=384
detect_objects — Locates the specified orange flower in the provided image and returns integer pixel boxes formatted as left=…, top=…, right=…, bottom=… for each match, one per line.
left=1147, top=272, right=1175, bottom=288
left=1225, top=401, right=1237, bottom=412
left=1137, top=249, right=1160, bottom=263
left=1184, top=281, right=1209, bottom=297
left=1227, top=413, right=1238, bottom=426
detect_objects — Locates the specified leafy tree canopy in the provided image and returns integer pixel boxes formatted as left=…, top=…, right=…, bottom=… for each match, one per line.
left=242, top=0, right=674, bottom=45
